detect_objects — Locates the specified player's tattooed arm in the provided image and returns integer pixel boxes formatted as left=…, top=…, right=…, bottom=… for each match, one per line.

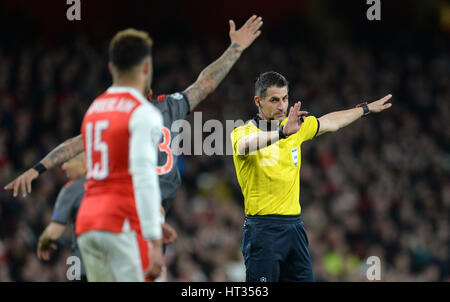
left=184, top=43, right=243, bottom=110
left=184, top=15, right=263, bottom=110
left=4, top=135, right=84, bottom=197
left=40, top=134, right=84, bottom=170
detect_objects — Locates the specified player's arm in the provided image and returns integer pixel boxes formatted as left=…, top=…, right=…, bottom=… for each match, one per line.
left=4, top=135, right=83, bottom=197
left=184, top=15, right=263, bottom=110
left=316, top=94, right=392, bottom=136
left=37, top=222, right=66, bottom=261
left=159, top=205, right=177, bottom=243
left=162, top=222, right=177, bottom=244
left=237, top=102, right=307, bottom=155
left=37, top=178, right=81, bottom=260
left=129, top=105, right=165, bottom=279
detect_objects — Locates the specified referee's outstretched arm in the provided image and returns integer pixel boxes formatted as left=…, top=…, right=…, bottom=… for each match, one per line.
left=316, top=94, right=393, bottom=136
left=237, top=95, right=392, bottom=155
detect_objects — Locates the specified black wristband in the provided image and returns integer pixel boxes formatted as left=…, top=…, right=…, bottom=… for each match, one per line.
left=356, top=102, right=370, bottom=117
left=32, top=163, right=47, bottom=175
left=361, top=103, right=370, bottom=116
left=279, top=126, right=288, bottom=139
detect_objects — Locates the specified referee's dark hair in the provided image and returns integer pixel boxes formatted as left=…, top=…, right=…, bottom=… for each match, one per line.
left=255, top=71, right=289, bottom=99
left=109, top=28, right=153, bottom=72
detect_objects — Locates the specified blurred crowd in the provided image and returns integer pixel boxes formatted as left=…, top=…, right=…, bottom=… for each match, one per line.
left=0, top=31, right=449, bottom=281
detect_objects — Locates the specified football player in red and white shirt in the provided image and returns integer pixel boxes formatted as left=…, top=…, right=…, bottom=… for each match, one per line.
left=75, top=29, right=163, bottom=282
left=5, top=16, right=264, bottom=280
left=6, top=15, right=263, bottom=214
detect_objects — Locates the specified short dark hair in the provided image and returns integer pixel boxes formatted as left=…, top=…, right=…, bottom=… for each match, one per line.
left=255, top=71, right=289, bottom=99
left=109, top=29, right=153, bottom=72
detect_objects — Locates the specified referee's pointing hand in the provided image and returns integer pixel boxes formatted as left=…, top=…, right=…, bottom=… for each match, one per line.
left=283, top=102, right=309, bottom=136
left=368, top=94, right=393, bottom=113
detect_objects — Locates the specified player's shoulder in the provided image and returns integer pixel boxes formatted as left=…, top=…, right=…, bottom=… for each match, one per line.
left=59, top=177, right=85, bottom=198
left=155, top=92, right=186, bottom=103
left=65, top=176, right=85, bottom=190
left=87, top=87, right=153, bottom=117
left=138, top=98, right=161, bottom=115
left=63, top=180, right=76, bottom=189
left=152, top=92, right=189, bottom=113
left=108, top=87, right=160, bottom=118
left=130, top=99, right=163, bottom=127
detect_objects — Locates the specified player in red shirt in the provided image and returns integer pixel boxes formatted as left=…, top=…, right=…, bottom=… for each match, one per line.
left=4, top=15, right=263, bottom=280
left=75, top=29, right=164, bottom=282
left=5, top=16, right=263, bottom=212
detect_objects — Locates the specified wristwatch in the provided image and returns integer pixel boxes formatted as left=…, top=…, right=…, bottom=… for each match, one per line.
left=356, top=102, right=370, bottom=117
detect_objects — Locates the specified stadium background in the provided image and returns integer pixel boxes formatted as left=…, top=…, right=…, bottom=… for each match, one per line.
left=0, top=0, right=449, bottom=281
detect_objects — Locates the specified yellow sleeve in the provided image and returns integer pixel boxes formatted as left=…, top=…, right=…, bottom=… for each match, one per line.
left=297, top=116, right=319, bottom=144
left=230, top=125, right=257, bottom=156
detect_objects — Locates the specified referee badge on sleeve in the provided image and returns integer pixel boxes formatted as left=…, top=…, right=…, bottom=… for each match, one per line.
left=291, top=147, right=298, bottom=167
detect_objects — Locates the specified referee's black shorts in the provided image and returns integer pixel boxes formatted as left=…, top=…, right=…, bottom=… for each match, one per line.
left=241, top=214, right=314, bottom=282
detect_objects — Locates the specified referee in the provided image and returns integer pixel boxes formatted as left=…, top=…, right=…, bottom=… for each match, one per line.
left=230, top=71, right=392, bottom=282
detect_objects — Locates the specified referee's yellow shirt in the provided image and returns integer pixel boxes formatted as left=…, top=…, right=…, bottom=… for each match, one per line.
left=231, top=116, right=319, bottom=216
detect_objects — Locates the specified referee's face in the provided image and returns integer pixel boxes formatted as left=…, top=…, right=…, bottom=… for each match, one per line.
left=258, top=85, right=289, bottom=122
